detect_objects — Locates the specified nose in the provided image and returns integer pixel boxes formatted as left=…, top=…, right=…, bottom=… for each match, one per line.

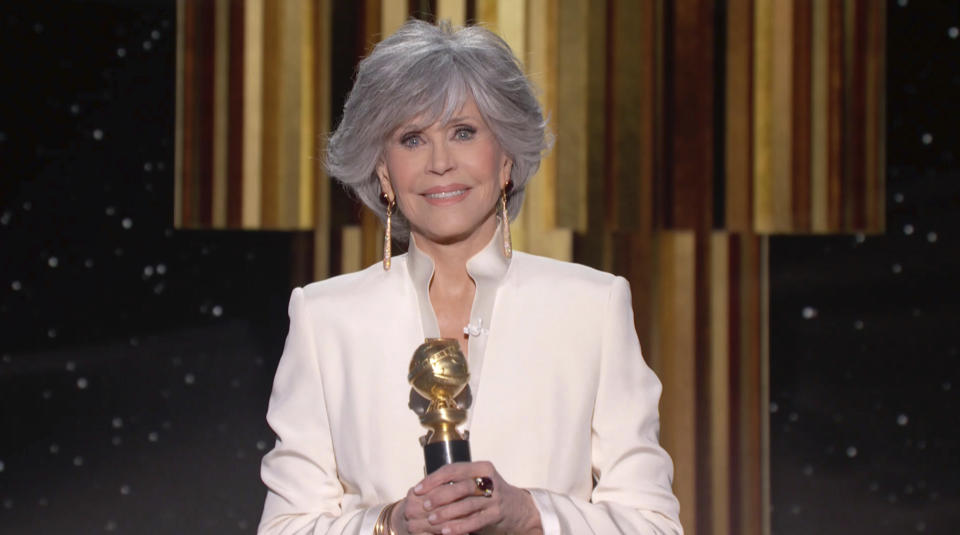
left=427, top=140, right=454, bottom=175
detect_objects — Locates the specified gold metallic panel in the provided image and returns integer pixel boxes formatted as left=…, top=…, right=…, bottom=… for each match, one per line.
left=725, top=0, right=753, bottom=233
left=651, top=230, right=698, bottom=535
left=176, top=0, right=324, bottom=231
left=436, top=0, right=466, bottom=26
left=709, top=233, right=731, bottom=535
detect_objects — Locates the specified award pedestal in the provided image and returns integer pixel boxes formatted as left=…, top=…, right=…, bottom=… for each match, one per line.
left=424, top=439, right=471, bottom=474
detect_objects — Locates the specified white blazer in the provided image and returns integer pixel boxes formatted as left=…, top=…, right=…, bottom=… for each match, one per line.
left=258, top=233, right=682, bottom=534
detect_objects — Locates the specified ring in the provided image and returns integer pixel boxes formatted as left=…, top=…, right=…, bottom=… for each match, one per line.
left=474, top=476, right=494, bottom=498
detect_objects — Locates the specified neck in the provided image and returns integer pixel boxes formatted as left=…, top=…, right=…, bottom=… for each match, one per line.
left=412, top=216, right=498, bottom=292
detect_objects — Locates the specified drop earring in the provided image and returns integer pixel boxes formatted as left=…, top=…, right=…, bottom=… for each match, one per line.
left=383, top=197, right=395, bottom=271
left=500, top=188, right=512, bottom=259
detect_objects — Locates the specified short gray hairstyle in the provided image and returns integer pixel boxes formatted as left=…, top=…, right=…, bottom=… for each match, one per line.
left=325, top=19, right=550, bottom=241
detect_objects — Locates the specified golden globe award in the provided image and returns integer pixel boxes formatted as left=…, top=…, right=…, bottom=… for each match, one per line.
left=408, top=338, right=472, bottom=473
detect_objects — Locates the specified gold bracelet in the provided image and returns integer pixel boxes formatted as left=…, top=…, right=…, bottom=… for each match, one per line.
left=373, top=501, right=398, bottom=535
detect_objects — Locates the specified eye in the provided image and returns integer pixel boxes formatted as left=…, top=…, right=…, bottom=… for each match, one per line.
left=400, top=134, right=423, bottom=148
left=453, top=126, right=476, bottom=141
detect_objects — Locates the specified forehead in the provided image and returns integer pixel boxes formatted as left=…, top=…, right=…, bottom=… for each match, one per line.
left=393, top=95, right=484, bottom=132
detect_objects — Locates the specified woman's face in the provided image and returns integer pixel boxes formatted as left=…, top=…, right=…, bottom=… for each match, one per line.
left=377, top=97, right=512, bottom=248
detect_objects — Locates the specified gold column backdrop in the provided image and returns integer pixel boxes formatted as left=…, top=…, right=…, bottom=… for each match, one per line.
left=175, top=1, right=885, bottom=534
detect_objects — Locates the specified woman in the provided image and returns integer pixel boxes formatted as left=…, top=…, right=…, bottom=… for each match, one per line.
left=258, top=20, right=681, bottom=535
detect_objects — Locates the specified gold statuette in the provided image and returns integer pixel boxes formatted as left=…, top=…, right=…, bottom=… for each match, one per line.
left=408, top=338, right=472, bottom=473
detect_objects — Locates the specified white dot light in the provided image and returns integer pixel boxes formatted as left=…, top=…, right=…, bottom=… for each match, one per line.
left=802, top=306, right=818, bottom=319
left=922, top=133, right=933, bottom=145
left=212, top=305, right=223, bottom=317
left=48, top=256, right=59, bottom=268
left=846, top=446, right=858, bottom=458
left=93, top=129, right=103, bottom=140
left=892, top=263, right=903, bottom=274
left=185, top=373, right=196, bottom=385
left=76, top=377, right=88, bottom=389
left=903, top=224, right=914, bottom=235
left=117, top=47, right=126, bottom=57
left=11, top=280, right=21, bottom=291
left=897, top=413, right=909, bottom=426
left=949, top=27, right=958, bottom=39
left=927, top=232, right=938, bottom=243
left=121, top=217, right=133, bottom=229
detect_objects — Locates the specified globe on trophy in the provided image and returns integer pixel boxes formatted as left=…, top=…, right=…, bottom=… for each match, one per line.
left=408, top=338, right=472, bottom=474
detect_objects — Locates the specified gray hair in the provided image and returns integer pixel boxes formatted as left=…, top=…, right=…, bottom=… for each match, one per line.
left=325, top=19, right=550, bottom=241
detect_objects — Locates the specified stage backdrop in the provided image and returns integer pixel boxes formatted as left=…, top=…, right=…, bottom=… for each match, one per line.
left=173, top=2, right=885, bottom=534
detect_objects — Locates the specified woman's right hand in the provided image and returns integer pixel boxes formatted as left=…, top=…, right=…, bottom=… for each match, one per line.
left=391, top=488, right=432, bottom=535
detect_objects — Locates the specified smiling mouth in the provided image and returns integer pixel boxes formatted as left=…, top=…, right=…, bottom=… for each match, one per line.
left=424, top=189, right=468, bottom=199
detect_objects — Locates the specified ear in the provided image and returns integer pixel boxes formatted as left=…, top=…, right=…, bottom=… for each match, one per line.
left=376, top=161, right=394, bottom=202
left=500, top=156, right=514, bottom=190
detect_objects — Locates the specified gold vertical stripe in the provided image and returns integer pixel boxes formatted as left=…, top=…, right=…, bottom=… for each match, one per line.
left=612, top=0, right=644, bottom=232
left=770, top=0, right=794, bottom=231
left=709, top=232, right=731, bottom=535
left=476, top=0, right=499, bottom=32
left=261, top=1, right=280, bottom=227
left=314, top=0, right=332, bottom=280
left=212, top=0, right=230, bottom=228
left=555, top=0, right=588, bottom=232
left=520, top=0, right=571, bottom=261
left=496, top=0, right=525, bottom=61
left=436, top=0, right=466, bottom=26
left=243, top=0, right=263, bottom=228
left=299, top=0, right=316, bottom=229
left=725, top=0, right=752, bottom=233
left=810, top=0, right=829, bottom=232
left=381, top=0, right=407, bottom=37
left=280, top=0, right=303, bottom=228
left=752, top=0, right=774, bottom=232
left=174, top=0, right=185, bottom=226
left=653, top=231, right=698, bottom=535
left=341, top=225, right=364, bottom=274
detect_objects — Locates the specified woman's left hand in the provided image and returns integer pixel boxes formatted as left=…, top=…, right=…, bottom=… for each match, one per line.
left=412, top=461, right=543, bottom=535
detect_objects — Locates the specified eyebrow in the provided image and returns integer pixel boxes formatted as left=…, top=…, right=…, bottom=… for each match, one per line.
left=395, top=114, right=480, bottom=135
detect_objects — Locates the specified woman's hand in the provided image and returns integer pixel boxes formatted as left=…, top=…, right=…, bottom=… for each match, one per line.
left=396, top=461, right=543, bottom=535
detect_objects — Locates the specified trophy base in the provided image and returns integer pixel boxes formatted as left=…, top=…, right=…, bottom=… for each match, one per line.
left=424, top=439, right=471, bottom=474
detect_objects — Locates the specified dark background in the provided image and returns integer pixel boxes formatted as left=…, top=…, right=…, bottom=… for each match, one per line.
left=1, top=1, right=957, bottom=533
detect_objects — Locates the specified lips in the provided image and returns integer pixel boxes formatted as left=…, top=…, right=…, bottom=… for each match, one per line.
left=421, top=184, right=470, bottom=204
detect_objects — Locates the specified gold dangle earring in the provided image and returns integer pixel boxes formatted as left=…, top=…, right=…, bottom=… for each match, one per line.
left=500, top=187, right=512, bottom=259
left=383, top=197, right=395, bottom=270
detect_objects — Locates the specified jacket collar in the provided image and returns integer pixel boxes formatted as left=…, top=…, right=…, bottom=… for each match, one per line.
left=404, top=225, right=510, bottom=339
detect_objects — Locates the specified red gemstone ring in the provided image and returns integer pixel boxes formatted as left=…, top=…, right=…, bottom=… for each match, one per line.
left=474, top=476, right=494, bottom=498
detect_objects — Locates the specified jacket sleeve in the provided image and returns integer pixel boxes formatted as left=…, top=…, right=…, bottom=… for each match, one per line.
left=257, top=287, right=386, bottom=535
left=527, top=276, right=683, bottom=535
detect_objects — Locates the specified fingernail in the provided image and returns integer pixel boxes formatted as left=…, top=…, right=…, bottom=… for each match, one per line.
left=414, top=484, right=423, bottom=493
left=423, top=500, right=432, bottom=510
left=428, top=513, right=437, bottom=523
